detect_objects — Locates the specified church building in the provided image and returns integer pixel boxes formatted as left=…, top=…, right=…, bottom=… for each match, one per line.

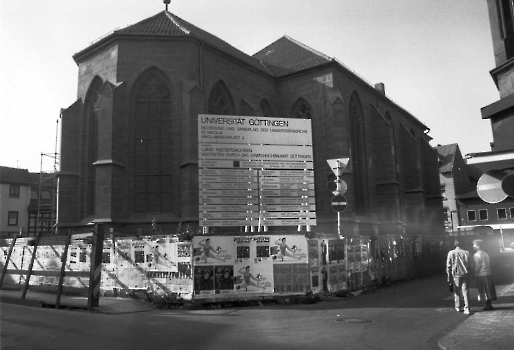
left=57, top=10, right=444, bottom=238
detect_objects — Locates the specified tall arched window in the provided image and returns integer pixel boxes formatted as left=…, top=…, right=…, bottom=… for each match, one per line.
left=84, top=76, right=103, bottom=216
left=290, top=98, right=312, bottom=119
left=257, top=99, right=275, bottom=118
left=208, top=81, right=235, bottom=115
left=349, top=92, right=369, bottom=215
left=132, top=68, right=172, bottom=212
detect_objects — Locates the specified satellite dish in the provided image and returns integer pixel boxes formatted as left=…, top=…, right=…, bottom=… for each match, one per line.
left=501, top=173, right=514, bottom=197
left=477, top=170, right=508, bottom=204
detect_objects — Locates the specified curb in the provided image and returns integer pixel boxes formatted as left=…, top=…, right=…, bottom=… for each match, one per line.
left=0, top=295, right=43, bottom=308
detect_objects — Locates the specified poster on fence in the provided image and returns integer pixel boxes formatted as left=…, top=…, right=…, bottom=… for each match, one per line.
left=193, top=236, right=233, bottom=265
left=270, top=235, right=308, bottom=264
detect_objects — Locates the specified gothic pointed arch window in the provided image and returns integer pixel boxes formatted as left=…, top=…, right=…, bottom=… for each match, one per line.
left=290, top=98, right=312, bottom=119
left=257, top=99, right=275, bottom=118
left=349, top=92, right=369, bottom=215
left=132, top=67, right=173, bottom=212
left=84, top=76, right=103, bottom=216
left=208, top=81, right=235, bottom=115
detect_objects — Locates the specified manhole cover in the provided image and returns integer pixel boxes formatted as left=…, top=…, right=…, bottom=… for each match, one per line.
left=336, top=318, right=372, bottom=323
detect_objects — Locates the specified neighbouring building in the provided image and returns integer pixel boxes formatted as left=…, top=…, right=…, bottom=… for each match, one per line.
left=435, top=144, right=482, bottom=235
left=0, top=167, right=32, bottom=238
left=57, top=10, right=444, bottom=238
left=463, top=0, right=514, bottom=248
left=0, top=166, right=57, bottom=238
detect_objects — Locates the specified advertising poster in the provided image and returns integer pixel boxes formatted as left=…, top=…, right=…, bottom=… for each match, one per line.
left=234, top=236, right=252, bottom=264
left=144, top=240, right=178, bottom=272
left=273, top=263, right=310, bottom=293
left=254, top=236, right=272, bottom=263
left=326, top=263, right=347, bottom=292
left=66, top=244, right=90, bottom=288
left=214, top=265, right=234, bottom=293
left=308, top=239, right=323, bottom=294
left=101, top=242, right=116, bottom=290
left=194, top=265, right=215, bottom=294
left=233, top=260, right=273, bottom=293
left=193, top=236, right=233, bottom=265
left=114, top=240, right=133, bottom=290
left=0, top=244, right=21, bottom=284
left=347, top=239, right=369, bottom=273
left=327, top=239, right=345, bottom=264
left=270, top=235, right=308, bottom=264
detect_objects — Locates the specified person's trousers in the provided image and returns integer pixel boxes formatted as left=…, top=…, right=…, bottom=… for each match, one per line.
left=452, top=275, right=470, bottom=311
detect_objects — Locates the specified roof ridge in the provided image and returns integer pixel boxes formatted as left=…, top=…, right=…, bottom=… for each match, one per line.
left=165, top=11, right=190, bottom=35
left=282, top=35, right=333, bottom=61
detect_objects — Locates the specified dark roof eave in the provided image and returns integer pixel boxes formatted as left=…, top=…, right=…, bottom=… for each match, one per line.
left=73, top=32, right=189, bottom=64
left=72, top=32, right=274, bottom=80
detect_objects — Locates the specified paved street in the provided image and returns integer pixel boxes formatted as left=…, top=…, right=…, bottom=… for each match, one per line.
left=1, top=251, right=513, bottom=350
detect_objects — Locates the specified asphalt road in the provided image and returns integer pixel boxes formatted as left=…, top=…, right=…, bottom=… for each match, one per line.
left=1, top=273, right=470, bottom=350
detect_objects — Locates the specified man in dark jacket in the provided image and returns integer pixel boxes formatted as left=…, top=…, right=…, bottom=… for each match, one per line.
left=446, top=240, right=472, bottom=314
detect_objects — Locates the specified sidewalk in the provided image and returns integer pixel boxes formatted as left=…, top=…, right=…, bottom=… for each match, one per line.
left=0, top=288, right=157, bottom=314
left=437, top=281, right=514, bottom=350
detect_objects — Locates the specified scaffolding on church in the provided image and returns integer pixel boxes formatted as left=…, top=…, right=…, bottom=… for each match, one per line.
left=36, top=118, right=60, bottom=236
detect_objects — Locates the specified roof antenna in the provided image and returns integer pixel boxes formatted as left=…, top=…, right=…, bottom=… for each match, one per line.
left=163, top=0, right=171, bottom=11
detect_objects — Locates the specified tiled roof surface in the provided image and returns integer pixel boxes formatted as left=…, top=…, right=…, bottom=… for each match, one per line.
left=253, top=36, right=333, bottom=77
left=116, top=11, right=268, bottom=74
left=101, top=12, right=333, bottom=78
left=436, top=144, right=458, bottom=173
left=0, top=166, right=32, bottom=185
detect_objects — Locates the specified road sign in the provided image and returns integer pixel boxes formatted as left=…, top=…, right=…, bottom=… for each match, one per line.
left=477, top=170, right=508, bottom=203
left=331, top=195, right=348, bottom=212
left=327, top=158, right=349, bottom=176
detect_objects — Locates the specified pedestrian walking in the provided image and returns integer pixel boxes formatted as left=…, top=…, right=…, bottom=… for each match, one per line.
left=446, top=240, right=472, bottom=314
left=472, top=239, right=497, bottom=310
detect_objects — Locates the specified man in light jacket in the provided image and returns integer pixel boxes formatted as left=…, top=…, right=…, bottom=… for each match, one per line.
left=446, top=240, right=473, bottom=314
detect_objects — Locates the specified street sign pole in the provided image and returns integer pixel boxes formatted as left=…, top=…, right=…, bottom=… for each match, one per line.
left=336, top=160, right=342, bottom=239
left=327, top=157, right=349, bottom=240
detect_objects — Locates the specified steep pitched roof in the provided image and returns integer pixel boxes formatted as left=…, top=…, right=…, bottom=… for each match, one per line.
left=77, top=12, right=335, bottom=78
left=253, top=36, right=333, bottom=77
left=435, top=144, right=458, bottom=173
left=0, top=166, right=32, bottom=185
left=78, top=11, right=267, bottom=74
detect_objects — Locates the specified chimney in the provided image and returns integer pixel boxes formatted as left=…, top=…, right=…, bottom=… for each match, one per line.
left=374, top=83, right=385, bottom=94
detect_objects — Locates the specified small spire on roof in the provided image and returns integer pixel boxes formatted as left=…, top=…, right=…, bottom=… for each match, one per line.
left=163, top=0, right=171, bottom=11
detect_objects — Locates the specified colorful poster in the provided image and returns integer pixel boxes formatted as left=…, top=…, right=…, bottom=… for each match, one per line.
left=194, top=265, right=215, bottom=294
left=233, top=261, right=273, bottom=293
left=308, top=238, right=323, bottom=294
left=326, top=263, right=347, bottom=292
left=273, top=263, right=310, bottom=293
left=270, top=235, right=308, bottom=263
left=193, top=236, right=233, bottom=265
left=214, top=265, right=234, bottom=293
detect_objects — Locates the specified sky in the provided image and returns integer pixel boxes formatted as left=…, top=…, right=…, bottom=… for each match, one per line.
left=0, top=0, right=499, bottom=173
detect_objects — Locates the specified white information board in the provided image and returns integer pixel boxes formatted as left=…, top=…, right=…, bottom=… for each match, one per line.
left=198, top=115, right=316, bottom=227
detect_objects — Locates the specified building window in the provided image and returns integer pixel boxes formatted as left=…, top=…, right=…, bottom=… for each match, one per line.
left=208, top=80, right=235, bottom=115
left=498, top=208, right=507, bottom=220
left=467, top=210, right=476, bottom=222
left=28, top=212, right=53, bottom=235
left=9, top=185, right=20, bottom=198
left=509, top=207, right=514, bottom=218
left=132, top=68, right=173, bottom=213
left=8, top=211, right=18, bottom=226
left=84, top=76, right=103, bottom=216
left=479, top=209, right=488, bottom=221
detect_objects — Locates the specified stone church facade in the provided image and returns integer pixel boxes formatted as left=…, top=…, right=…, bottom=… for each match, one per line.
left=58, top=11, right=443, bottom=237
